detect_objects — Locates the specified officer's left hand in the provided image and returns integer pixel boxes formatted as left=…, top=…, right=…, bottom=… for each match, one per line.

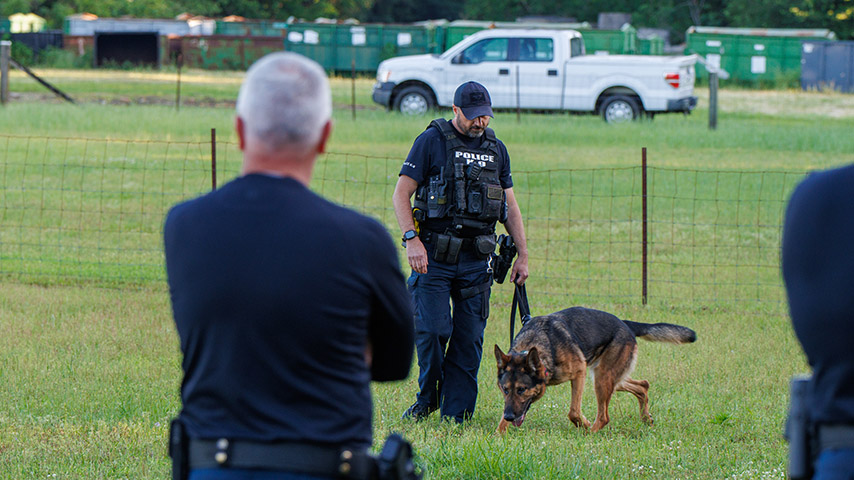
left=510, top=255, right=529, bottom=286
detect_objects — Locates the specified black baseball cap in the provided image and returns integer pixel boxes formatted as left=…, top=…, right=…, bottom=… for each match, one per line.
left=453, top=81, right=493, bottom=119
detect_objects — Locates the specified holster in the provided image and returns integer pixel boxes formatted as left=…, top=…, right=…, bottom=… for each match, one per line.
left=786, top=375, right=815, bottom=480
left=376, top=433, right=422, bottom=480
left=168, top=418, right=189, bottom=480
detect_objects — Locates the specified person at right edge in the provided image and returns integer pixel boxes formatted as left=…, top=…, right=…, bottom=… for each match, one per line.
left=393, top=81, right=529, bottom=424
left=782, top=163, right=854, bottom=480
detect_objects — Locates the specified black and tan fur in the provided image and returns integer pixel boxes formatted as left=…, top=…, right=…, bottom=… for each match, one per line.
left=495, top=306, right=696, bottom=433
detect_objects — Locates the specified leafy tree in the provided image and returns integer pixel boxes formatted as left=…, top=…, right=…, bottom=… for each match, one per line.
left=366, top=0, right=462, bottom=23
left=3, top=0, right=851, bottom=39
left=728, top=0, right=853, bottom=39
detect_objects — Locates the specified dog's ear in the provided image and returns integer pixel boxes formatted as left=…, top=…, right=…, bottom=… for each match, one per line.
left=526, top=347, right=543, bottom=372
left=494, top=344, right=509, bottom=367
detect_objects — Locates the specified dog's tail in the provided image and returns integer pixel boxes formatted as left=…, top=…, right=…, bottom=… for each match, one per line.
left=623, top=321, right=697, bottom=344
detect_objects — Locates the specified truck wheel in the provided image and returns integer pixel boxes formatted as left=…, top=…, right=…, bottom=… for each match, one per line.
left=601, top=96, right=640, bottom=124
left=393, top=86, right=433, bottom=115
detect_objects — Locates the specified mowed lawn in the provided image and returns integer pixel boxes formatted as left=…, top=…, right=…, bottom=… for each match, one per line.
left=1, top=67, right=852, bottom=479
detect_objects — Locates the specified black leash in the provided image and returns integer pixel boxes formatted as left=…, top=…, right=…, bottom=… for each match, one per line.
left=509, top=282, right=532, bottom=348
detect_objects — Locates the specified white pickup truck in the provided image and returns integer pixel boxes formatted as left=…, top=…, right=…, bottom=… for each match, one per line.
left=372, top=29, right=698, bottom=123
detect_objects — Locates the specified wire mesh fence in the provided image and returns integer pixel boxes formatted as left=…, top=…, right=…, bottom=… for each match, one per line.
left=0, top=133, right=806, bottom=309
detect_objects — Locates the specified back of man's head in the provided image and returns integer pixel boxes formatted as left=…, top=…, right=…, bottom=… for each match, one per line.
left=236, top=52, right=332, bottom=155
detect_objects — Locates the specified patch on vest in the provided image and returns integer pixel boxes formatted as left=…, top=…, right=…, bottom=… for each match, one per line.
left=455, top=151, right=495, bottom=165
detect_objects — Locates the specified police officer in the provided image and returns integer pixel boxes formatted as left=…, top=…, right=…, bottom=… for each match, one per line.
left=782, top=163, right=854, bottom=479
left=164, top=52, right=414, bottom=479
left=392, top=81, right=529, bottom=423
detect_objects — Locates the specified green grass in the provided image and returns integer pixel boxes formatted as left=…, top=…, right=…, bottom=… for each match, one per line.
left=0, top=68, right=846, bottom=479
left=0, top=283, right=807, bottom=479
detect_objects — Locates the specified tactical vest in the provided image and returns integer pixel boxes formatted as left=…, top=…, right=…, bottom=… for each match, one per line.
left=413, top=119, right=506, bottom=234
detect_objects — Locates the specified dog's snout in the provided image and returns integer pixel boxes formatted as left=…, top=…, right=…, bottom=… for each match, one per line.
left=503, top=412, right=516, bottom=421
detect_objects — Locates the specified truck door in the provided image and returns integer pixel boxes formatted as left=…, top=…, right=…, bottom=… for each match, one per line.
left=514, top=37, right=563, bottom=110
left=444, top=37, right=515, bottom=109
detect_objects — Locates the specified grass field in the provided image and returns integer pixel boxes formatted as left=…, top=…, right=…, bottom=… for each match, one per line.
left=1, top=67, right=851, bottom=479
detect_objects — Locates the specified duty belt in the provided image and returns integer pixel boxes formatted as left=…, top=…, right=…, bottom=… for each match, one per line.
left=188, top=437, right=375, bottom=479
left=818, top=424, right=854, bottom=451
left=420, top=230, right=475, bottom=250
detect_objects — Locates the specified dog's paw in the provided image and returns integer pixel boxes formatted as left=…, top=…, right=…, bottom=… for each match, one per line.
left=568, top=413, right=591, bottom=429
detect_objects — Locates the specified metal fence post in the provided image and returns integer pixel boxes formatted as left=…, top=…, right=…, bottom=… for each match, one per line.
left=709, top=72, right=718, bottom=130
left=642, top=147, right=648, bottom=305
left=515, top=65, right=521, bottom=123
left=1, top=41, right=11, bottom=106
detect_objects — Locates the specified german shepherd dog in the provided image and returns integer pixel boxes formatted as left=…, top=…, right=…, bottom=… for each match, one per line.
left=494, top=306, right=696, bottom=433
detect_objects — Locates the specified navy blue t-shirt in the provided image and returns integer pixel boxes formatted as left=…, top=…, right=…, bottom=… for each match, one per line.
left=782, top=163, right=854, bottom=425
left=164, top=174, right=414, bottom=448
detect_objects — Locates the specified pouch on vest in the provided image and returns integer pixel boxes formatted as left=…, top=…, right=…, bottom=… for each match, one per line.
left=480, top=184, right=504, bottom=220
left=416, top=169, right=449, bottom=219
left=433, top=233, right=462, bottom=264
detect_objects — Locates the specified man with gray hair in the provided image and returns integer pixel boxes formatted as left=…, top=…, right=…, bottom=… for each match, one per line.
left=164, top=52, right=414, bottom=480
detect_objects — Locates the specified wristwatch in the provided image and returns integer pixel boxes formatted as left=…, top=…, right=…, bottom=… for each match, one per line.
left=401, top=229, right=418, bottom=247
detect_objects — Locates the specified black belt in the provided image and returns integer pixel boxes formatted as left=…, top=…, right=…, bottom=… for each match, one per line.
left=818, top=424, right=854, bottom=451
left=419, top=230, right=475, bottom=250
left=188, top=438, right=376, bottom=479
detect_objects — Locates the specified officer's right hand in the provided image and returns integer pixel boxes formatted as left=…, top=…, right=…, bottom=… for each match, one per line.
left=406, top=238, right=429, bottom=274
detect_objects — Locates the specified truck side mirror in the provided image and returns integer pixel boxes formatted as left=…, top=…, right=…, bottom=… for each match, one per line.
left=452, top=53, right=464, bottom=64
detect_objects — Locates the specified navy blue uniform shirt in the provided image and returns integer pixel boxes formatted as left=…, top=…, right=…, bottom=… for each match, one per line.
left=164, top=174, right=414, bottom=448
left=782, top=164, right=854, bottom=425
left=400, top=119, right=513, bottom=188
left=401, top=119, right=513, bottom=235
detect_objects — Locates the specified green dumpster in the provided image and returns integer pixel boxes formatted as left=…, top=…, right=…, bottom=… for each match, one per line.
left=285, top=23, right=337, bottom=71
left=686, top=26, right=836, bottom=83
left=380, top=24, right=434, bottom=60
left=581, top=24, right=637, bottom=55
left=441, top=19, right=592, bottom=52
left=639, top=35, right=664, bottom=55
left=443, top=20, right=493, bottom=50
left=333, top=24, right=384, bottom=72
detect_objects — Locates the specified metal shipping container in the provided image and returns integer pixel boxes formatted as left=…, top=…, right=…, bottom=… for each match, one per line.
left=65, top=16, right=215, bottom=36
left=215, top=19, right=288, bottom=37
left=801, top=41, right=854, bottom=93
left=686, top=26, right=836, bottom=83
left=176, top=35, right=285, bottom=70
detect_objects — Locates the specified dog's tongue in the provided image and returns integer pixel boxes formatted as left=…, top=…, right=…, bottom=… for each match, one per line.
left=512, top=413, right=526, bottom=427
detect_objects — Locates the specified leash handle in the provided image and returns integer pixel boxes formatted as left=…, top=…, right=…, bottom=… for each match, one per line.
left=509, top=282, right=532, bottom=348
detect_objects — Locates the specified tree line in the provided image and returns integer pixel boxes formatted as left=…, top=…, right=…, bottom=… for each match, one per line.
left=3, top=0, right=852, bottom=42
